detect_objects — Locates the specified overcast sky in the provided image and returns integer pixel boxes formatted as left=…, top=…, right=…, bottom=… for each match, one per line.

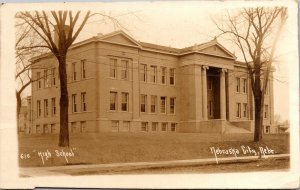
left=17, top=1, right=298, bottom=121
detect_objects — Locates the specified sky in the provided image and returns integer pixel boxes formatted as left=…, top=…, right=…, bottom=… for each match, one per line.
left=10, top=1, right=299, bottom=122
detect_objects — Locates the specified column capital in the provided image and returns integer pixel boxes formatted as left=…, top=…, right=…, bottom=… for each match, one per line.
left=221, top=68, right=228, bottom=73
left=202, top=65, right=209, bottom=70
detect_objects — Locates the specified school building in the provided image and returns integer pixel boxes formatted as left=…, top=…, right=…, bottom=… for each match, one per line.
left=27, top=30, right=275, bottom=134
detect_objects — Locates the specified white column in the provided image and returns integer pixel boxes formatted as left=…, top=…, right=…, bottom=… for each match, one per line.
left=220, top=68, right=227, bottom=120
left=202, top=66, right=209, bottom=120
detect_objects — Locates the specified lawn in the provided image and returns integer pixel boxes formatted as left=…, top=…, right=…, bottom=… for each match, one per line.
left=18, top=132, right=289, bottom=167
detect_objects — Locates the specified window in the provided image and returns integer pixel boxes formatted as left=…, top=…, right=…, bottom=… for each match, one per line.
left=37, top=100, right=41, bottom=117
left=149, top=65, right=157, bottom=83
left=141, top=122, right=148, bottom=132
left=80, top=121, right=86, bottom=132
left=209, top=101, right=214, bottom=116
left=44, top=70, right=49, bottom=88
left=123, top=121, right=130, bottom=131
left=120, top=60, right=128, bottom=80
left=121, top=92, right=129, bottom=111
left=81, top=59, right=86, bottom=79
left=150, top=95, right=157, bottom=113
left=265, top=82, right=269, bottom=95
left=72, top=94, right=77, bottom=113
left=43, top=124, right=49, bottom=134
left=170, top=68, right=175, bottom=85
left=51, top=124, right=56, bottom=133
left=171, top=123, right=176, bottom=132
left=264, top=105, right=268, bottom=119
left=140, top=94, right=147, bottom=113
left=110, top=92, right=117, bottom=111
left=162, top=123, right=168, bottom=132
left=36, top=125, right=41, bottom=134
left=140, top=64, right=147, bottom=82
left=236, top=103, right=241, bottom=118
left=170, top=97, right=175, bottom=114
left=236, top=78, right=240, bottom=92
left=152, top=122, right=158, bottom=132
left=44, top=99, right=48, bottom=117
left=161, top=67, right=166, bottom=84
left=109, top=58, right=117, bottom=78
left=37, top=72, right=41, bottom=89
left=243, top=103, right=248, bottom=118
left=51, top=98, right=56, bottom=116
left=51, top=68, right=56, bottom=86
left=160, top=96, right=166, bottom=113
left=81, top=92, right=87, bottom=112
left=111, top=121, right=119, bottom=132
left=242, top=78, right=247, bottom=93
left=265, top=126, right=270, bottom=133
left=71, top=122, right=77, bottom=133
left=72, top=62, right=77, bottom=81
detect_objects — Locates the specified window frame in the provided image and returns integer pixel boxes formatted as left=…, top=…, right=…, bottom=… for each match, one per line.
left=149, top=65, right=157, bottom=83
left=81, top=92, right=87, bottom=112
left=81, top=59, right=86, bottom=79
left=110, top=91, right=118, bottom=111
left=141, top=122, right=148, bottom=132
left=140, top=94, right=147, bottom=113
left=236, top=102, right=241, bottom=118
left=140, top=64, right=147, bottom=82
left=72, top=94, right=77, bottom=113
left=51, top=98, right=56, bottom=116
left=72, top=62, right=77, bottom=81
left=150, top=95, right=157, bottom=113
left=161, top=67, right=166, bottom=84
left=264, top=104, right=268, bottom=119
left=37, top=72, right=41, bottom=89
left=169, top=68, right=175, bottom=85
left=51, top=68, right=56, bottom=86
left=242, top=78, right=247, bottom=93
left=170, top=97, right=176, bottom=114
left=152, top=122, right=158, bottom=132
left=37, top=100, right=41, bottom=117
left=44, top=99, right=48, bottom=117
left=236, top=77, right=240, bottom=92
left=109, top=58, right=117, bottom=78
left=161, top=122, right=168, bottom=132
left=243, top=103, right=248, bottom=118
left=160, top=96, right=167, bottom=114
left=120, top=60, right=129, bottom=80
left=170, top=123, right=176, bottom=132
left=121, top=92, right=129, bottom=111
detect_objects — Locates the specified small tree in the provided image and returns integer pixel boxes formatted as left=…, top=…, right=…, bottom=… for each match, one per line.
left=214, top=7, right=287, bottom=142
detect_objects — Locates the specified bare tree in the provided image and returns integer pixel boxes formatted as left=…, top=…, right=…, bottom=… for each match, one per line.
left=15, top=23, right=48, bottom=120
left=214, top=7, right=287, bottom=142
left=15, top=11, right=92, bottom=147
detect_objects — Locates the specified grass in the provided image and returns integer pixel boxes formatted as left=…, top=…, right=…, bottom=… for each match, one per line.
left=18, top=132, right=289, bottom=167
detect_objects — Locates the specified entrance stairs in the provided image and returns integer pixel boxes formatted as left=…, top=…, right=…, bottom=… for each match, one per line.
left=223, top=122, right=252, bottom=134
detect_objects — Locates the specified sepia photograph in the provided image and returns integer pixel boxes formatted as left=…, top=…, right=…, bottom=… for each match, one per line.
left=0, top=0, right=299, bottom=189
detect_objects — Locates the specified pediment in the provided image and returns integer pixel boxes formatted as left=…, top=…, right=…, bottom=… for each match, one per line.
left=199, top=44, right=235, bottom=59
left=100, top=31, right=140, bottom=47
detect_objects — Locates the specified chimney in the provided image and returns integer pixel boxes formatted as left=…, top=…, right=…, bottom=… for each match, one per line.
left=54, top=25, right=70, bottom=46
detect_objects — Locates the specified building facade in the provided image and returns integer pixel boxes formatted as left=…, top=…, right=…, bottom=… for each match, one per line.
left=28, top=31, right=275, bottom=134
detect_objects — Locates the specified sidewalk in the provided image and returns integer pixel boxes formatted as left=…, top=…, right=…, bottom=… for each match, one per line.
left=19, top=154, right=290, bottom=177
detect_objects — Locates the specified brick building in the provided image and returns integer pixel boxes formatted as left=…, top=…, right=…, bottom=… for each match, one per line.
left=28, top=30, right=275, bottom=134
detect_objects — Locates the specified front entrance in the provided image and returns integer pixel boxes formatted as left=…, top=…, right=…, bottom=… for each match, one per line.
left=207, top=68, right=221, bottom=119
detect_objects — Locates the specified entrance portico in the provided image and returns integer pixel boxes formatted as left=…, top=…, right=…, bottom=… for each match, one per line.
left=202, top=66, right=227, bottom=120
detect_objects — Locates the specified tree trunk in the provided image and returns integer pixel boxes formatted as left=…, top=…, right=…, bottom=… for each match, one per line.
left=16, top=91, right=22, bottom=133
left=253, top=66, right=263, bottom=143
left=57, top=54, right=69, bottom=147
left=254, top=95, right=263, bottom=142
